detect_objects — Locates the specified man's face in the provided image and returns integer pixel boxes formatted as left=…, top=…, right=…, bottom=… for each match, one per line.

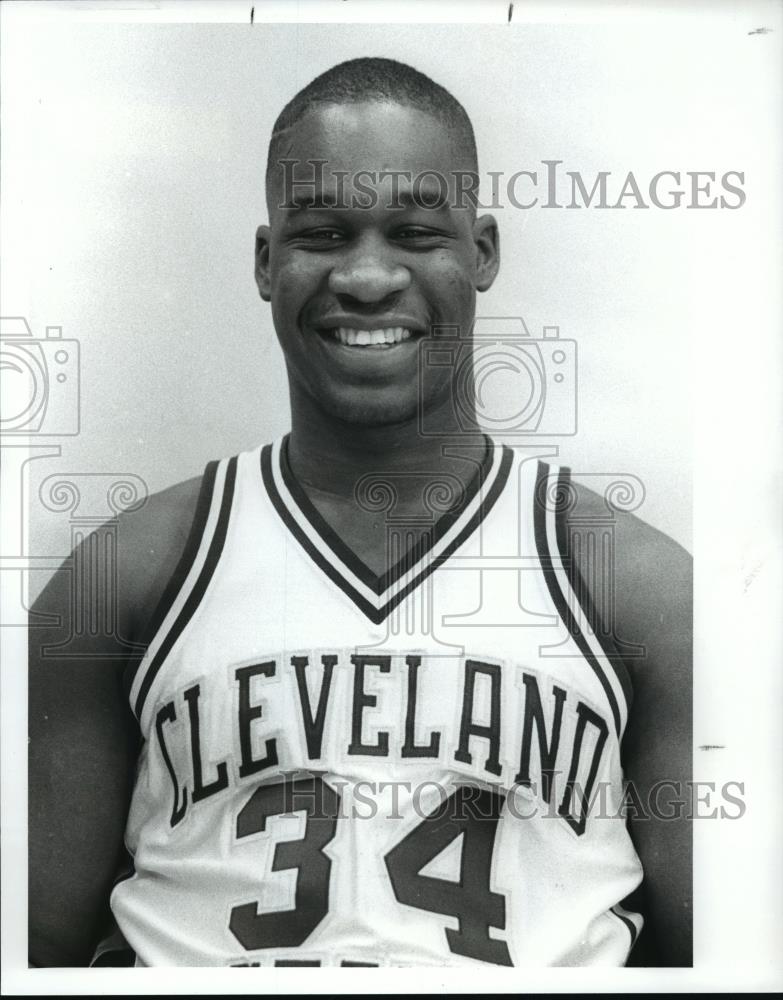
left=256, top=100, right=499, bottom=427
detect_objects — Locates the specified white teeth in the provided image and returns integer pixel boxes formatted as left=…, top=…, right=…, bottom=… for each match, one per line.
left=331, top=326, right=413, bottom=347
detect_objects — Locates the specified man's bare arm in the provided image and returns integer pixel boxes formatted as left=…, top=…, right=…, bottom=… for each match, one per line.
left=28, top=475, right=202, bottom=966
left=28, top=562, right=138, bottom=966
left=569, top=482, right=692, bottom=966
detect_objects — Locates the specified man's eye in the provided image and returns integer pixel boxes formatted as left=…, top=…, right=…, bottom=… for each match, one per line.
left=294, top=229, right=345, bottom=246
left=393, top=227, right=446, bottom=244
left=311, top=229, right=343, bottom=239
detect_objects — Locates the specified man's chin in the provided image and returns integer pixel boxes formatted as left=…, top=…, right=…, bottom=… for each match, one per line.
left=316, top=390, right=420, bottom=430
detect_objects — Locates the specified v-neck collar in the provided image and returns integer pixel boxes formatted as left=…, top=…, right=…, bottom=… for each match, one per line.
left=260, top=434, right=513, bottom=624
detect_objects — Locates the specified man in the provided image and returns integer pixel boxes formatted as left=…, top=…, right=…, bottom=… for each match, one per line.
left=28, top=57, right=692, bottom=968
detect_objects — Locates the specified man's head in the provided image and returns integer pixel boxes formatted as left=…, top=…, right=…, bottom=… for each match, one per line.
left=264, top=57, right=479, bottom=202
left=255, top=57, right=500, bottom=429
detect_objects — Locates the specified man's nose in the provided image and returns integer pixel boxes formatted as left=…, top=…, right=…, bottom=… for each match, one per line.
left=328, top=239, right=411, bottom=303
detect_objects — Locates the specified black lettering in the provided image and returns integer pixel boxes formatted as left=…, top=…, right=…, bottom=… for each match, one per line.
left=236, top=661, right=278, bottom=778
left=292, top=654, right=336, bottom=760
left=184, top=684, right=229, bottom=803
left=558, top=701, right=609, bottom=835
left=401, top=655, right=440, bottom=758
left=454, top=659, right=502, bottom=776
left=348, top=655, right=391, bottom=756
left=155, top=700, right=187, bottom=826
left=515, top=675, right=566, bottom=803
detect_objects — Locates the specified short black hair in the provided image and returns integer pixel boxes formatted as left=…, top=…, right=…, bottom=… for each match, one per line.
left=265, top=56, right=478, bottom=188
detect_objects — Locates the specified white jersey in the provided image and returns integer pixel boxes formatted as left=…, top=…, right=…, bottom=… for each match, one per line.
left=110, top=435, right=643, bottom=967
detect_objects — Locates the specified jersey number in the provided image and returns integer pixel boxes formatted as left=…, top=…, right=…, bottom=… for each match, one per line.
left=229, top=776, right=511, bottom=965
left=229, top=777, right=339, bottom=950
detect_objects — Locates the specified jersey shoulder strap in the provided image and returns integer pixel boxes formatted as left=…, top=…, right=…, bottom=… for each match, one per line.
left=123, top=454, right=238, bottom=725
left=533, top=459, right=633, bottom=739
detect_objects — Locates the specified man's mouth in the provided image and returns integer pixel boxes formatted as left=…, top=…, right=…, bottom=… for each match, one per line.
left=324, top=326, right=414, bottom=349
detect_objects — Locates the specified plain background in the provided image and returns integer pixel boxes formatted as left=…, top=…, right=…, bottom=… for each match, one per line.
left=3, top=15, right=749, bottom=593
left=2, top=2, right=782, bottom=993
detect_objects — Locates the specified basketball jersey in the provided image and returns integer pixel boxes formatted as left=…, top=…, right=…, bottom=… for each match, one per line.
left=111, top=435, right=644, bottom=967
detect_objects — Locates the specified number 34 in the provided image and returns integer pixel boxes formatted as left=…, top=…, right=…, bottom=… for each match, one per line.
left=229, top=776, right=512, bottom=966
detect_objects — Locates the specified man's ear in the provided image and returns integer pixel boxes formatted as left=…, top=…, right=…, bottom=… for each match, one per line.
left=472, top=214, right=500, bottom=293
left=255, top=225, right=272, bottom=302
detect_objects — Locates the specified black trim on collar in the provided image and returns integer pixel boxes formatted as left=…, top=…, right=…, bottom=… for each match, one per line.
left=261, top=438, right=512, bottom=625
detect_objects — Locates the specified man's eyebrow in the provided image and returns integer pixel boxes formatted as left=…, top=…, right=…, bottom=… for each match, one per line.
left=391, top=184, right=450, bottom=211
left=280, top=186, right=452, bottom=213
left=280, top=192, right=341, bottom=212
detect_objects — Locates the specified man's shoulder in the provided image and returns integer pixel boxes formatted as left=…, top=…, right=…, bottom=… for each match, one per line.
left=115, top=439, right=280, bottom=640
left=566, top=476, right=691, bottom=585
left=566, top=475, right=691, bottom=565
left=504, top=447, right=691, bottom=572
left=117, top=471, right=207, bottom=643
left=565, top=475, right=692, bottom=689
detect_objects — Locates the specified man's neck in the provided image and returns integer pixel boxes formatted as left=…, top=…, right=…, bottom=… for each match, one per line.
left=286, top=396, right=488, bottom=505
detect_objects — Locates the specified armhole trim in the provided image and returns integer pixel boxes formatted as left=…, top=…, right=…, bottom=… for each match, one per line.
left=122, top=461, right=219, bottom=704
left=555, top=466, right=634, bottom=715
left=533, top=461, right=633, bottom=739
left=615, top=881, right=646, bottom=957
left=127, top=455, right=238, bottom=724
left=611, top=902, right=643, bottom=952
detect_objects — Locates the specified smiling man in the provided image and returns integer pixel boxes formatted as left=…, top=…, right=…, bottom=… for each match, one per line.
left=29, top=57, right=692, bottom=969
